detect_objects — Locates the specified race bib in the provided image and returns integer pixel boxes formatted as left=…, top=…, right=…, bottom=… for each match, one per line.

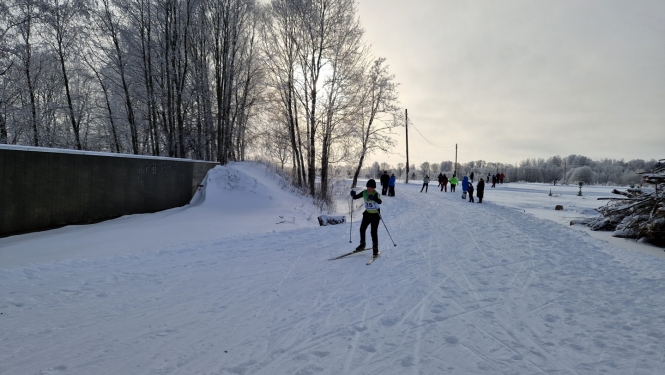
left=365, top=201, right=380, bottom=210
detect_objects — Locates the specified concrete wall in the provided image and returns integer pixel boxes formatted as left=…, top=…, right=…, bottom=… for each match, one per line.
left=0, top=146, right=218, bottom=237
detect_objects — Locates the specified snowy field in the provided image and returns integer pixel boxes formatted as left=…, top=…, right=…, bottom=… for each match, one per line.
left=2, top=162, right=665, bottom=375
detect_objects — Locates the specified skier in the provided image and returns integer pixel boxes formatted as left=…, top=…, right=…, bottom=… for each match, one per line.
left=449, top=175, right=458, bottom=192
left=380, top=171, right=390, bottom=195
left=461, top=176, right=469, bottom=199
left=470, top=172, right=475, bottom=183
left=420, top=175, right=430, bottom=193
left=477, top=178, right=485, bottom=203
left=388, top=173, right=396, bottom=196
left=350, top=179, right=382, bottom=258
left=440, top=173, right=449, bottom=192
left=468, top=181, right=475, bottom=202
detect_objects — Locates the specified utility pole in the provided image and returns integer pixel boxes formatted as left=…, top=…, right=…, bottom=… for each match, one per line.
left=564, top=160, right=567, bottom=185
left=454, top=143, right=458, bottom=176
left=405, top=109, right=409, bottom=183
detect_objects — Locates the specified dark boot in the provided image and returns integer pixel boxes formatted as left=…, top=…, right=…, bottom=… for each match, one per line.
left=355, top=243, right=366, bottom=251
left=372, top=245, right=379, bottom=257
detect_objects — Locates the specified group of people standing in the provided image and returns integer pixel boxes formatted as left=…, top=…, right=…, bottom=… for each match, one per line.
left=378, top=170, right=493, bottom=203
left=460, top=175, right=485, bottom=203
left=379, top=171, right=396, bottom=196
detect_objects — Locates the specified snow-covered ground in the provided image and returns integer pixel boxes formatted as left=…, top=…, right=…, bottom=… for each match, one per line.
left=2, top=162, right=664, bottom=375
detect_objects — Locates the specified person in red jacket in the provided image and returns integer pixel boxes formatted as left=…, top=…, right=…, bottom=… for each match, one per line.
left=440, top=174, right=449, bottom=192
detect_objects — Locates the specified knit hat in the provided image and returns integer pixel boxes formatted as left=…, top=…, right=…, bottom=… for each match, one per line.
left=366, top=179, right=377, bottom=188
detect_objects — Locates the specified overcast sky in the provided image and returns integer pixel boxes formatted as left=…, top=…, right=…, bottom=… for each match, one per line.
left=355, top=0, right=665, bottom=166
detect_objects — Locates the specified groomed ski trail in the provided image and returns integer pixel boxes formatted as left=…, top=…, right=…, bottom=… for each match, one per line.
left=2, top=166, right=665, bottom=375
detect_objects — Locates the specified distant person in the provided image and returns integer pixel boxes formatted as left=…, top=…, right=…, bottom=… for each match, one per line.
left=491, top=175, right=497, bottom=188
left=461, top=176, right=469, bottom=199
left=440, top=173, right=449, bottom=192
left=420, top=175, right=430, bottom=193
left=449, top=175, right=458, bottom=192
left=388, top=173, right=396, bottom=196
left=380, top=171, right=390, bottom=195
left=350, top=179, right=382, bottom=258
left=553, top=179, right=558, bottom=186
left=412, top=172, right=415, bottom=180
left=470, top=172, right=475, bottom=183
left=437, top=173, right=444, bottom=188
left=468, top=181, right=475, bottom=202
left=477, top=178, right=485, bottom=203
left=487, top=173, right=491, bottom=182
left=500, top=173, right=505, bottom=184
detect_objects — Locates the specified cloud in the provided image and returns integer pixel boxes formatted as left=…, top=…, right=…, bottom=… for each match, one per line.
left=358, top=0, right=665, bottom=164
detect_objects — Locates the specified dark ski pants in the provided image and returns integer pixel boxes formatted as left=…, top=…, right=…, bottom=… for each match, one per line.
left=441, top=184, right=447, bottom=192
left=359, top=211, right=380, bottom=249
left=468, top=193, right=474, bottom=202
left=382, top=186, right=388, bottom=195
left=420, top=183, right=428, bottom=193
left=388, top=186, right=395, bottom=196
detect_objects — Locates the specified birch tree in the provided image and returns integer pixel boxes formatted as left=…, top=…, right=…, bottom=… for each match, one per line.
left=350, top=57, right=399, bottom=188
left=262, top=0, right=306, bottom=185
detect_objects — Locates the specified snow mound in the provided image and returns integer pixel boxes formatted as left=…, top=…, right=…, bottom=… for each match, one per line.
left=190, top=162, right=318, bottom=225
left=0, top=162, right=320, bottom=268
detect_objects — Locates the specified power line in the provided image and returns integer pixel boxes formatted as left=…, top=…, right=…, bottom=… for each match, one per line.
left=407, top=119, right=454, bottom=151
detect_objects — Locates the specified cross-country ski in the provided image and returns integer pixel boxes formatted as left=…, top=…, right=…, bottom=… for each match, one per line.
left=366, top=252, right=381, bottom=265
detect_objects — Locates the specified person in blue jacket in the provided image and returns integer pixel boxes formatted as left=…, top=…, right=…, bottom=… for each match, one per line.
left=388, top=173, right=396, bottom=196
left=461, top=176, right=469, bottom=199
left=350, top=179, right=382, bottom=257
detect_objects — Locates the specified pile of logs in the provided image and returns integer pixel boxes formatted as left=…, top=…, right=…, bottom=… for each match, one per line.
left=573, top=159, right=664, bottom=246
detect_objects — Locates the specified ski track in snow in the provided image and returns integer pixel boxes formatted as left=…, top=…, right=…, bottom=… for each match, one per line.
left=2, top=163, right=665, bottom=374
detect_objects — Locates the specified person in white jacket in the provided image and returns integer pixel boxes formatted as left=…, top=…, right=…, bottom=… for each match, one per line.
left=420, top=175, right=430, bottom=193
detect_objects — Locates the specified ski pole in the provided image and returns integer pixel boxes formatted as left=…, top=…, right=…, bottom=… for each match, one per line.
left=349, top=195, right=353, bottom=243
left=378, top=213, right=397, bottom=247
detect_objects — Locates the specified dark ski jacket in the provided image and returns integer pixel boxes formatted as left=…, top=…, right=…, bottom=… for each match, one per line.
left=441, top=174, right=449, bottom=186
left=477, top=180, right=485, bottom=198
left=380, top=173, right=390, bottom=187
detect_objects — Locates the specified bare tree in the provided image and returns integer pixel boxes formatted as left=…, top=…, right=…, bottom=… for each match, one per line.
left=262, top=0, right=307, bottom=185
left=10, top=0, right=41, bottom=146
left=317, top=0, right=365, bottom=199
left=350, top=57, right=399, bottom=188
left=41, top=0, right=91, bottom=149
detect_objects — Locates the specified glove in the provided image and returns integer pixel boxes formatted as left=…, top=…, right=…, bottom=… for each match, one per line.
left=350, top=190, right=356, bottom=197
left=367, top=194, right=374, bottom=201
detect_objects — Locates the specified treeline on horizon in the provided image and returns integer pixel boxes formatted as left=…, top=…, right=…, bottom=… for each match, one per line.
left=352, top=155, right=659, bottom=186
